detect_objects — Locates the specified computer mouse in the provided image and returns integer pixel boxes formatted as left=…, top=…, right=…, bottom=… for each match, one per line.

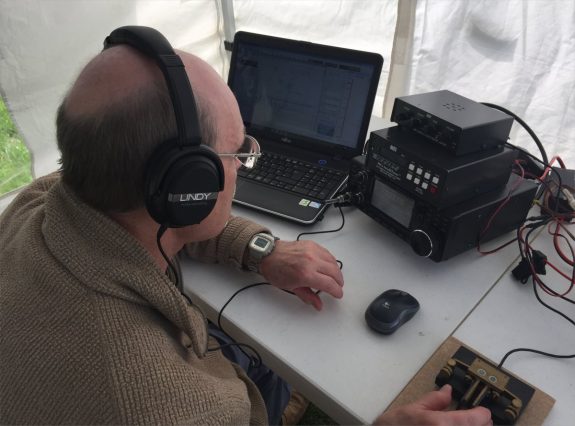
left=365, top=289, right=420, bottom=335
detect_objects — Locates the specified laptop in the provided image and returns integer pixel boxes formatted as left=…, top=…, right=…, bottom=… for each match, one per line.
left=228, top=31, right=383, bottom=224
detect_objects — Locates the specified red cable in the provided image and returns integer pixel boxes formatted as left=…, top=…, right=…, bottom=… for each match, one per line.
left=539, top=155, right=566, bottom=180
left=479, top=161, right=525, bottom=240
left=551, top=221, right=575, bottom=267
left=545, top=260, right=575, bottom=286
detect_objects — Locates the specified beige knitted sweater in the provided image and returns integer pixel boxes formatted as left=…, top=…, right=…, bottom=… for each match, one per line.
left=0, top=173, right=270, bottom=424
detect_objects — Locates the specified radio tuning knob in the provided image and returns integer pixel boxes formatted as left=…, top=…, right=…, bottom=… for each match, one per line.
left=409, top=229, right=435, bottom=258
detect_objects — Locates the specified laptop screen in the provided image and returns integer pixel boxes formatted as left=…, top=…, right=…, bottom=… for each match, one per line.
left=228, top=32, right=383, bottom=158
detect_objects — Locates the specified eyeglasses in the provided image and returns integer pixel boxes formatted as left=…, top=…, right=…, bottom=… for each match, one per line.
left=218, top=135, right=261, bottom=169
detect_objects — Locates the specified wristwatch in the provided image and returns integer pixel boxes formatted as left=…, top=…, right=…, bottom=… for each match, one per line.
left=246, top=233, right=278, bottom=273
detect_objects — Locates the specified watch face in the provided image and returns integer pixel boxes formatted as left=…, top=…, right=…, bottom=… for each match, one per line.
left=253, top=237, right=270, bottom=249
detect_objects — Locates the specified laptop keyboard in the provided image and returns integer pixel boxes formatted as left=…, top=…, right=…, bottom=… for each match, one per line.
left=238, top=152, right=345, bottom=200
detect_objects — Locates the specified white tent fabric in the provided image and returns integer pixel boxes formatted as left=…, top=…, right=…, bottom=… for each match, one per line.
left=1, top=0, right=574, bottom=208
left=0, top=0, right=224, bottom=184
left=405, top=0, right=575, bottom=166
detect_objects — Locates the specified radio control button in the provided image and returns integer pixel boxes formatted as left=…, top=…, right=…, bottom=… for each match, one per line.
left=406, top=173, right=413, bottom=181
left=416, top=167, right=423, bottom=175
left=414, top=177, right=421, bottom=185
left=432, top=176, right=439, bottom=184
left=422, top=182, right=429, bottom=190
left=408, top=163, right=415, bottom=171
left=424, top=172, right=431, bottom=180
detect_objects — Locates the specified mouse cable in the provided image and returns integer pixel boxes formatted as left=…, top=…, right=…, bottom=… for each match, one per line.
left=481, top=102, right=548, bottom=165
left=296, top=205, right=345, bottom=271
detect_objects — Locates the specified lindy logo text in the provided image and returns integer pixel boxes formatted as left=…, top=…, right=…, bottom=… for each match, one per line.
left=168, top=193, right=215, bottom=202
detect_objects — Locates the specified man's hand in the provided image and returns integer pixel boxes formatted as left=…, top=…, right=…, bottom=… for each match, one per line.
left=374, top=385, right=493, bottom=426
left=258, top=240, right=344, bottom=310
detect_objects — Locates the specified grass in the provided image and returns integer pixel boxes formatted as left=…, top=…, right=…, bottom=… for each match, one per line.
left=0, top=97, right=33, bottom=195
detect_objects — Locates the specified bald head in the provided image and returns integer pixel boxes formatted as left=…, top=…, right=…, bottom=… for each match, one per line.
left=64, top=46, right=238, bottom=143
left=64, top=45, right=162, bottom=117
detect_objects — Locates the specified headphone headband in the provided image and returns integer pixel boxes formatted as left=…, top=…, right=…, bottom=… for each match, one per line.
left=104, top=26, right=201, bottom=146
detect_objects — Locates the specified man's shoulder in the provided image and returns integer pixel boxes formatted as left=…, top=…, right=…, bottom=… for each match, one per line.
left=1, top=171, right=61, bottom=218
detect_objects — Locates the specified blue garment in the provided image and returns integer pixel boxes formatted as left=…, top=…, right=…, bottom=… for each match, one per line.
left=208, top=322, right=292, bottom=425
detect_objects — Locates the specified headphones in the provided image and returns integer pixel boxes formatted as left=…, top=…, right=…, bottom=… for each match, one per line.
left=103, top=26, right=225, bottom=227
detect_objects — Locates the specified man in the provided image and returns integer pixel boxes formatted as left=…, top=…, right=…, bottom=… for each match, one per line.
left=0, top=27, right=491, bottom=425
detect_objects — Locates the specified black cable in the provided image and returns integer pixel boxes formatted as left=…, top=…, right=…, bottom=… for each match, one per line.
left=217, top=282, right=271, bottom=330
left=498, top=226, right=575, bottom=368
left=520, top=213, right=575, bottom=303
left=532, top=270, right=575, bottom=326
left=296, top=205, right=345, bottom=241
left=206, top=341, right=263, bottom=368
left=157, top=224, right=179, bottom=288
left=498, top=348, right=575, bottom=369
left=296, top=205, right=345, bottom=281
left=482, top=102, right=548, bottom=165
left=156, top=225, right=263, bottom=366
left=210, top=278, right=324, bottom=367
left=554, top=232, right=575, bottom=296
left=506, top=141, right=563, bottom=213
left=208, top=207, right=348, bottom=367
left=210, top=281, right=271, bottom=369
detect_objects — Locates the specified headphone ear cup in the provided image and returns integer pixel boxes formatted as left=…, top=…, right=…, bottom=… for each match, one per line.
left=145, top=140, right=224, bottom=227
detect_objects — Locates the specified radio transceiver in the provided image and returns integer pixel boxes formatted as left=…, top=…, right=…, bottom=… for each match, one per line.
left=367, top=127, right=517, bottom=208
left=348, top=155, right=537, bottom=262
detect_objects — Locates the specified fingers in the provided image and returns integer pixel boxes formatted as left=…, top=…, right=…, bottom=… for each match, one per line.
left=260, top=239, right=344, bottom=305
left=419, top=386, right=492, bottom=426
left=302, top=269, right=343, bottom=299
left=416, top=384, right=453, bottom=411
left=292, top=287, right=323, bottom=311
left=297, top=241, right=344, bottom=292
left=317, top=257, right=345, bottom=289
left=433, top=406, right=493, bottom=426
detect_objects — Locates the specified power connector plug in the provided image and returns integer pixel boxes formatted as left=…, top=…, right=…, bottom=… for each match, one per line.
left=512, top=250, right=547, bottom=284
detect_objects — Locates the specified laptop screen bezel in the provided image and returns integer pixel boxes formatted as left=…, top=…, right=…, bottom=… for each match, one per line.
left=227, top=31, right=383, bottom=160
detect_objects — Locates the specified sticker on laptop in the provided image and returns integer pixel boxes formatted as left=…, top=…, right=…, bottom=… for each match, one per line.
left=299, top=199, right=322, bottom=209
